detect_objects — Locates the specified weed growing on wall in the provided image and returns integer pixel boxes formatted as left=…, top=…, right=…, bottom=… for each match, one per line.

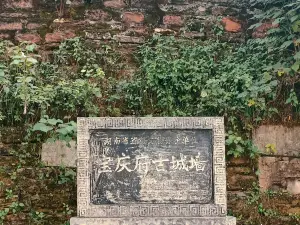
left=121, top=35, right=284, bottom=157
left=0, top=39, right=102, bottom=127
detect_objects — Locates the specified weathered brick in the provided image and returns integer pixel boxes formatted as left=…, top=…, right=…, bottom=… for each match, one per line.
left=15, top=33, right=42, bottom=44
left=0, top=12, right=29, bottom=18
left=252, top=22, right=278, bottom=38
left=4, top=0, right=33, bottom=9
left=122, top=12, right=144, bottom=24
left=85, top=9, right=111, bottom=21
left=221, top=17, right=242, bottom=32
left=227, top=157, right=250, bottom=166
left=154, top=28, right=175, bottom=35
left=0, top=33, right=10, bottom=39
left=0, top=23, right=22, bottom=31
left=196, top=6, right=206, bottom=15
left=113, top=35, right=145, bottom=44
left=227, top=174, right=257, bottom=191
left=103, top=0, right=126, bottom=8
left=163, top=15, right=183, bottom=26
left=26, top=23, right=44, bottom=30
left=212, top=6, right=228, bottom=15
left=45, top=30, right=76, bottom=43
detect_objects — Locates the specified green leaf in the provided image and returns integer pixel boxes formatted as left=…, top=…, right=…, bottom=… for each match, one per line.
left=27, top=57, right=38, bottom=64
left=56, top=128, right=69, bottom=135
left=280, top=40, right=293, bottom=49
left=26, top=44, right=36, bottom=52
left=294, top=52, right=300, bottom=60
left=47, top=118, right=63, bottom=126
left=32, top=123, right=53, bottom=133
left=248, top=22, right=262, bottom=30
left=291, top=61, right=300, bottom=72
left=292, top=20, right=300, bottom=32
left=46, top=137, right=56, bottom=143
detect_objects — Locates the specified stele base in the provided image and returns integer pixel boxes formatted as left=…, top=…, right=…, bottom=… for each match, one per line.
left=70, top=216, right=236, bottom=225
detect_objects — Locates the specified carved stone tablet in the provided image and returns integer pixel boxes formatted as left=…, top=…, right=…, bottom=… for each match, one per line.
left=72, top=117, right=234, bottom=225
left=90, top=129, right=213, bottom=205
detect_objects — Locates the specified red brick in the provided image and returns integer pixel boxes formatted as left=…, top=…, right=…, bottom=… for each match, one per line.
left=0, top=12, right=29, bottom=18
left=0, top=23, right=22, bottom=31
left=0, top=33, right=10, bottom=39
left=103, top=0, right=125, bottom=9
left=122, top=12, right=144, bottom=24
left=252, top=22, right=278, bottom=38
left=15, top=33, right=42, bottom=44
left=45, top=31, right=76, bottom=43
left=85, top=9, right=111, bottom=21
left=26, top=23, right=44, bottom=30
left=163, top=15, right=183, bottom=26
left=222, top=17, right=241, bottom=32
left=4, top=0, right=33, bottom=9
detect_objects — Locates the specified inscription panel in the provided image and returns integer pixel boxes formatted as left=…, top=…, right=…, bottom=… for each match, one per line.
left=76, top=117, right=226, bottom=218
left=89, top=129, right=213, bottom=204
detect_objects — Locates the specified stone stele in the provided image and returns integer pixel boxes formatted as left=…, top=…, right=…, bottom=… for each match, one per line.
left=71, top=117, right=236, bottom=225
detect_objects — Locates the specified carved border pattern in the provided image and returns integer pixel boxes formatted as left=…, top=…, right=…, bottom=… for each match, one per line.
left=77, top=117, right=226, bottom=218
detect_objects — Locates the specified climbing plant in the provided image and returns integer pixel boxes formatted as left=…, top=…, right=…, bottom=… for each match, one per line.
left=120, top=32, right=298, bottom=158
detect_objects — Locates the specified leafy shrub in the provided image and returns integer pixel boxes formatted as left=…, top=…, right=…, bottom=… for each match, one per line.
left=120, top=35, right=291, bottom=157
left=0, top=39, right=103, bottom=126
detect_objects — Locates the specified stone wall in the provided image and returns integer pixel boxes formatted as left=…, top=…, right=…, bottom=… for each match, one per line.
left=253, top=126, right=300, bottom=194
left=0, top=0, right=248, bottom=47
left=2, top=0, right=300, bottom=224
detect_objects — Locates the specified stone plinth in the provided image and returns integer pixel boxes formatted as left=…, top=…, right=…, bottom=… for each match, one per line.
left=71, top=117, right=235, bottom=225
left=41, top=141, right=76, bottom=167
left=70, top=216, right=236, bottom=225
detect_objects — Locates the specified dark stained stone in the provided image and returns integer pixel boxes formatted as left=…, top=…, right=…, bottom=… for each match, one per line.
left=89, top=129, right=213, bottom=204
left=71, top=117, right=235, bottom=224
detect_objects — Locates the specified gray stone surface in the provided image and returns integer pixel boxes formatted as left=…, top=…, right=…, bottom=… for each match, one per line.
left=70, top=216, right=236, bottom=225
left=253, top=125, right=300, bottom=156
left=75, top=117, right=227, bottom=218
left=41, top=140, right=76, bottom=167
left=90, top=129, right=213, bottom=204
left=72, top=117, right=235, bottom=224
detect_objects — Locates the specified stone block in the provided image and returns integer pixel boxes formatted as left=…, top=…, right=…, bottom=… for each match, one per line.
left=45, top=30, right=76, bottom=43
left=252, top=22, right=278, bottom=38
left=259, top=156, right=300, bottom=194
left=41, top=141, right=76, bottom=167
left=0, top=12, right=30, bottom=18
left=0, top=23, right=23, bottom=31
left=253, top=125, right=300, bottom=156
left=259, top=156, right=279, bottom=190
left=227, top=173, right=256, bottom=191
left=103, top=0, right=126, bottom=8
left=113, top=35, right=145, bottom=43
left=163, top=15, right=183, bottom=26
left=122, top=12, right=145, bottom=25
left=0, top=127, right=25, bottom=143
left=221, top=17, right=241, bottom=32
left=15, top=33, right=42, bottom=43
left=158, top=3, right=206, bottom=14
left=71, top=117, right=235, bottom=223
left=287, top=179, right=300, bottom=195
left=26, top=23, right=45, bottom=30
left=70, top=217, right=236, bottom=225
left=0, top=33, right=10, bottom=40
left=3, top=0, right=33, bottom=9
left=84, top=9, right=111, bottom=21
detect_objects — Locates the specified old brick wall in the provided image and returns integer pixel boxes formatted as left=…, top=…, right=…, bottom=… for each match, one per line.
left=2, top=0, right=296, bottom=224
left=0, top=0, right=248, bottom=46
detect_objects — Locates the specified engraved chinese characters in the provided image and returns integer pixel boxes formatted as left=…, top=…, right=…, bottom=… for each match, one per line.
left=89, top=129, right=213, bottom=204
left=74, top=117, right=233, bottom=223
